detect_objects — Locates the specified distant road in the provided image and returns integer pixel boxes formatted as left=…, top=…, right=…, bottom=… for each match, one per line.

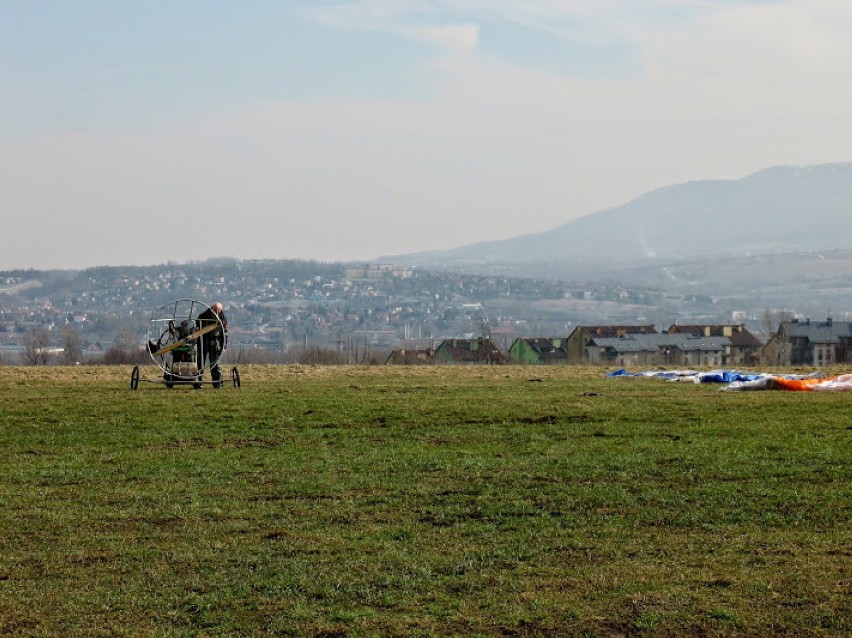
left=0, top=280, right=42, bottom=295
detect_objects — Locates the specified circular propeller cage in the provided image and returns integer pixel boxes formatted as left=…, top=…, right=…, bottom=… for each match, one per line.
left=146, top=299, right=225, bottom=379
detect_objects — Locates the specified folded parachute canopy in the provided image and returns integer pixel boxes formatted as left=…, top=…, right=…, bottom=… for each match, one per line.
left=729, top=374, right=852, bottom=392
left=607, top=369, right=771, bottom=384
left=607, top=369, right=850, bottom=391
left=606, top=368, right=699, bottom=380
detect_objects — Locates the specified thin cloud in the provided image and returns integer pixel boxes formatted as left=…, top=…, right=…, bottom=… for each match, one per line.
left=406, top=23, right=479, bottom=53
left=2, top=0, right=850, bottom=269
left=305, top=1, right=763, bottom=47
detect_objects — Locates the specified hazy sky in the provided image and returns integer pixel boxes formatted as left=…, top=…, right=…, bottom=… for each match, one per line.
left=1, top=0, right=850, bottom=270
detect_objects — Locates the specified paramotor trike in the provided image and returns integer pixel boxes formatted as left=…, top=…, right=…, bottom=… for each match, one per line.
left=130, top=299, right=240, bottom=390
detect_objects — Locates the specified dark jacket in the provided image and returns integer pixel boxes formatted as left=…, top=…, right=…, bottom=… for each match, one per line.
left=197, top=307, right=228, bottom=351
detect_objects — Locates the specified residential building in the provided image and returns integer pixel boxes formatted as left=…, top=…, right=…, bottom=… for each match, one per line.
left=434, top=338, right=506, bottom=365
left=566, top=325, right=658, bottom=363
left=586, top=333, right=729, bottom=367
left=667, top=324, right=763, bottom=365
left=385, top=348, right=435, bottom=365
left=768, top=317, right=852, bottom=365
left=507, top=337, right=570, bottom=365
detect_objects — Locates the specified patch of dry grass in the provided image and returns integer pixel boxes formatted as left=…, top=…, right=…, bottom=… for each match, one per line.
left=0, top=364, right=849, bottom=636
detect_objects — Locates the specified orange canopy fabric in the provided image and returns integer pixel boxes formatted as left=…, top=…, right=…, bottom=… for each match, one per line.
left=769, top=376, right=837, bottom=391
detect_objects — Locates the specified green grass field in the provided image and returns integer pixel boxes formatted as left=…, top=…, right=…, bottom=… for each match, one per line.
left=0, top=365, right=849, bottom=637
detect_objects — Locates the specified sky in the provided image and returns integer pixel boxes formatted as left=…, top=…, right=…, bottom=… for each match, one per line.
left=1, top=0, right=851, bottom=270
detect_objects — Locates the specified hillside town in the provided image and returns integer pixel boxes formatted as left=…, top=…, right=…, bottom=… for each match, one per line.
left=0, top=259, right=844, bottom=367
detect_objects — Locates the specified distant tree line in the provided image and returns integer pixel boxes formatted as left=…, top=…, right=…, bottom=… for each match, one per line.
left=5, top=325, right=384, bottom=366
left=10, top=325, right=149, bottom=366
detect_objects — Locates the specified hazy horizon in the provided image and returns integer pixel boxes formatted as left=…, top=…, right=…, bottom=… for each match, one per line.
left=2, top=1, right=851, bottom=270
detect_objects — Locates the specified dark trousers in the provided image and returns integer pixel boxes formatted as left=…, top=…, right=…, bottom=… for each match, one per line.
left=200, top=339, right=223, bottom=385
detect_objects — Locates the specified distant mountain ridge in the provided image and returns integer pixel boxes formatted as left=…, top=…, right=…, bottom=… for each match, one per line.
left=387, top=162, right=852, bottom=268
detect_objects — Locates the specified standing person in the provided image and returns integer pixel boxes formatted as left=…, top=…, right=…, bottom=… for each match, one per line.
left=197, top=301, right=228, bottom=387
